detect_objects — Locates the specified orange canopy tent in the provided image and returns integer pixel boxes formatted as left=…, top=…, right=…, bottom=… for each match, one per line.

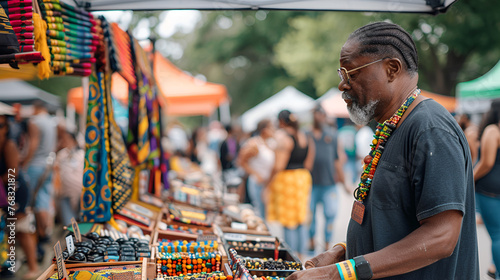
left=153, top=52, right=228, bottom=116
left=420, top=90, right=456, bottom=112
left=67, top=53, right=228, bottom=117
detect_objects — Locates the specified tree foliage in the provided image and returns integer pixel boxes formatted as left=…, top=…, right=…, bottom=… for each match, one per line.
left=276, top=0, right=500, bottom=97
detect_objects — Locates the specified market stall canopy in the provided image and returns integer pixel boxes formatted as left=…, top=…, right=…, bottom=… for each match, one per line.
left=82, top=0, right=456, bottom=14
left=319, top=88, right=348, bottom=118
left=0, top=79, right=60, bottom=111
left=319, top=88, right=455, bottom=119
left=154, top=52, right=229, bottom=117
left=456, top=60, right=500, bottom=114
left=420, top=89, right=456, bottom=112
left=241, top=86, right=315, bottom=132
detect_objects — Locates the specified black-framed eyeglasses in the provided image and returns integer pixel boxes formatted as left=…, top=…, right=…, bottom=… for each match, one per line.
left=337, top=58, right=388, bottom=85
left=0, top=123, right=6, bottom=129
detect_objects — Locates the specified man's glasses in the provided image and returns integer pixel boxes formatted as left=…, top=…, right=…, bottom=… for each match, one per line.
left=0, top=123, right=6, bottom=129
left=337, top=58, right=388, bottom=85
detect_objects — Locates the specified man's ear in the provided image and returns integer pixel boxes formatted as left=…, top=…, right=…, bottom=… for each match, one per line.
left=386, top=58, right=403, bottom=82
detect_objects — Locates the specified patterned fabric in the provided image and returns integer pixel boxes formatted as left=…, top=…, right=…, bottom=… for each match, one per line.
left=71, top=270, right=108, bottom=280
left=136, top=73, right=151, bottom=165
left=266, top=168, right=312, bottom=228
left=48, top=265, right=142, bottom=280
left=81, top=70, right=112, bottom=222
left=105, top=74, right=134, bottom=212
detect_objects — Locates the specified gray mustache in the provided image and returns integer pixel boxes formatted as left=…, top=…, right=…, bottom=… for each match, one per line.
left=342, top=91, right=354, bottom=101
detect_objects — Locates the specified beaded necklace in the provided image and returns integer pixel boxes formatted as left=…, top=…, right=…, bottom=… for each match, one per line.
left=354, top=88, right=421, bottom=201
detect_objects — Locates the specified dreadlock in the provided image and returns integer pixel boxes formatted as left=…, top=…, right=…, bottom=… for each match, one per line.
left=348, top=22, right=418, bottom=75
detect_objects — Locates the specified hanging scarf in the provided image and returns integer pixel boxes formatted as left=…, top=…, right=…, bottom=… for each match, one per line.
left=81, top=70, right=112, bottom=222
left=105, top=73, right=134, bottom=212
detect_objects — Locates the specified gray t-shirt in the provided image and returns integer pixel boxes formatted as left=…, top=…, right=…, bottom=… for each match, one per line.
left=346, top=99, right=479, bottom=279
left=29, top=113, right=57, bottom=167
left=308, top=128, right=339, bottom=186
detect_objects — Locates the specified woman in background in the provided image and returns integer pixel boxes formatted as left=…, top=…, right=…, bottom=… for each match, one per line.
left=474, top=98, right=500, bottom=279
left=238, top=119, right=275, bottom=218
left=266, top=110, right=315, bottom=258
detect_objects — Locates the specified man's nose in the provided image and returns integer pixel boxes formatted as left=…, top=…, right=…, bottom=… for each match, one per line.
left=338, top=79, right=350, bottom=92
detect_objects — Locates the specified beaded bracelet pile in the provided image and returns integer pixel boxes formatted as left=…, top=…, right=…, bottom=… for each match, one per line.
left=158, top=240, right=219, bottom=254
left=251, top=276, right=286, bottom=280
left=354, top=89, right=420, bottom=201
left=156, top=252, right=222, bottom=276
left=154, top=271, right=232, bottom=280
left=241, top=257, right=302, bottom=271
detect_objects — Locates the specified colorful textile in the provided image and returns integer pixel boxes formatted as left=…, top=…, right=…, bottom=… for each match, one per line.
left=106, top=74, right=134, bottom=212
left=71, top=270, right=108, bottom=280
left=47, top=264, right=142, bottom=280
left=110, top=22, right=135, bottom=86
left=81, top=70, right=112, bottom=222
left=266, top=168, right=312, bottom=228
left=32, top=12, right=51, bottom=79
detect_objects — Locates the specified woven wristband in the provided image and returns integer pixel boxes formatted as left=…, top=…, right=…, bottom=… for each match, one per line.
left=334, top=242, right=347, bottom=252
left=336, top=260, right=357, bottom=280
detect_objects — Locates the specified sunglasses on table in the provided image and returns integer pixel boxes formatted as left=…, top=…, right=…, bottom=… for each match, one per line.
left=337, top=57, right=389, bottom=85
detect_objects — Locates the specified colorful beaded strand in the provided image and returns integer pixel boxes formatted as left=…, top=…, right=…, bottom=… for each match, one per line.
left=354, top=89, right=421, bottom=201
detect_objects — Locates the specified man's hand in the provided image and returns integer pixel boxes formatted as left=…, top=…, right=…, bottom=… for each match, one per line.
left=286, top=264, right=340, bottom=280
left=304, top=244, right=346, bottom=269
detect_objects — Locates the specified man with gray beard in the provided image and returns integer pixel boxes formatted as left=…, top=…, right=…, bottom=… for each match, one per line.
left=286, top=22, right=478, bottom=280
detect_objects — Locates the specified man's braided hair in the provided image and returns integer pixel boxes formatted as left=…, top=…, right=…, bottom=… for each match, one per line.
left=348, top=22, right=418, bottom=76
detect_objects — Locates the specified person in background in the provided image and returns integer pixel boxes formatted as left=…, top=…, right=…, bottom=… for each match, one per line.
left=0, top=113, right=39, bottom=279
left=19, top=100, right=57, bottom=262
left=220, top=124, right=240, bottom=173
left=267, top=110, right=315, bottom=258
left=167, top=120, right=189, bottom=156
left=189, top=127, right=219, bottom=175
left=337, top=121, right=358, bottom=184
left=237, top=119, right=276, bottom=218
left=354, top=124, right=373, bottom=175
left=474, top=99, right=500, bottom=280
left=457, top=113, right=479, bottom=164
left=307, top=105, right=348, bottom=253
left=54, top=129, right=84, bottom=226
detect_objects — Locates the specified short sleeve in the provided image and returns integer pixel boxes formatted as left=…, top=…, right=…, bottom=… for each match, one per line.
left=411, top=128, right=466, bottom=221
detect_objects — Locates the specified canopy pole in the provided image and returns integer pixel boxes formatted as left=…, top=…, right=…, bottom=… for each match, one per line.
left=219, top=102, right=230, bottom=125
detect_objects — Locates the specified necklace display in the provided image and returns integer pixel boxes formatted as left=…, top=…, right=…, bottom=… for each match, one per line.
left=351, top=88, right=420, bottom=225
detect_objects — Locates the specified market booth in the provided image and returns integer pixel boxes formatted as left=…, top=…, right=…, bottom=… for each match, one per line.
left=0, top=0, right=458, bottom=279
left=456, top=60, right=500, bottom=114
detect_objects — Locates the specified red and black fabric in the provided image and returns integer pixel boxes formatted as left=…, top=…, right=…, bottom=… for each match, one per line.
left=0, top=2, right=20, bottom=55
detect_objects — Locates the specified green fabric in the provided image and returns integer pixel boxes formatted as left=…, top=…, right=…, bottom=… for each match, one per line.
left=457, top=60, right=500, bottom=99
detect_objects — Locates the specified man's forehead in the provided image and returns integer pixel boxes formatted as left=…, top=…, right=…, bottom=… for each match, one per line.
left=340, top=40, right=361, bottom=64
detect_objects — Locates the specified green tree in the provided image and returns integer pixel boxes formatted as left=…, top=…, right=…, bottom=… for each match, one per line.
left=178, top=11, right=319, bottom=115
left=275, top=0, right=500, bottom=97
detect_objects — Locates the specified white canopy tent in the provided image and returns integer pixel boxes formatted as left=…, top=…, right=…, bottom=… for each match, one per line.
left=81, top=0, right=457, bottom=14
left=240, top=86, right=315, bottom=132
left=318, top=88, right=349, bottom=118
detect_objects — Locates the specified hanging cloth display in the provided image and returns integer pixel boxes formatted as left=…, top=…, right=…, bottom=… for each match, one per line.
left=80, top=69, right=112, bottom=223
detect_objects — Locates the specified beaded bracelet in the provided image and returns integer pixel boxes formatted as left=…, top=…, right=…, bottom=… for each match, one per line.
left=333, top=242, right=347, bottom=252
left=335, top=260, right=357, bottom=280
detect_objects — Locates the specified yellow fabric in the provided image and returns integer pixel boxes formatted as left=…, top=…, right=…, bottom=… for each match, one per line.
left=0, top=64, right=37, bottom=80
left=33, top=12, right=51, bottom=79
left=266, top=168, right=312, bottom=228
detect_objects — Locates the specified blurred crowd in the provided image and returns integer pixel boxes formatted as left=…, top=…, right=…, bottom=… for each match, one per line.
left=2, top=97, right=500, bottom=278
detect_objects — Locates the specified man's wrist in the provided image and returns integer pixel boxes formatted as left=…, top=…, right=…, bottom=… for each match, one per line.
left=333, top=242, right=347, bottom=252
